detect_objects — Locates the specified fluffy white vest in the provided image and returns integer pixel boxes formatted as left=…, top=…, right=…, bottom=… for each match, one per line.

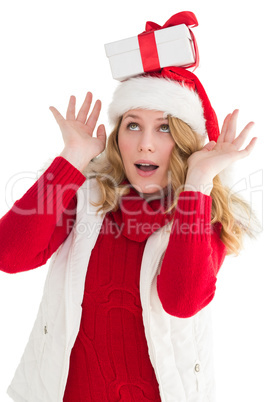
left=7, top=176, right=216, bottom=402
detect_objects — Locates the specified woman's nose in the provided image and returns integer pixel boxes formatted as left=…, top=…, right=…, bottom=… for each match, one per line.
left=137, top=130, right=155, bottom=152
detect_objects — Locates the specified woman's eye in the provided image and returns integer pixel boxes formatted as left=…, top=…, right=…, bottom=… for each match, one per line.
left=126, top=122, right=169, bottom=132
left=127, top=123, right=139, bottom=130
left=160, top=124, right=170, bottom=133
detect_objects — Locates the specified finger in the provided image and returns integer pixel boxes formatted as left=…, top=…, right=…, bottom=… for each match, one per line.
left=218, top=113, right=232, bottom=143
left=224, top=109, right=239, bottom=143
left=86, top=99, right=102, bottom=131
left=96, top=124, right=107, bottom=146
left=49, top=106, right=65, bottom=125
left=232, top=122, right=255, bottom=149
left=66, top=95, right=76, bottom=120
left=76, top=92, right=93, bottom=123
left=202, top=141, right=216, bottom=151
left=238, top=137, right=258, bottom=157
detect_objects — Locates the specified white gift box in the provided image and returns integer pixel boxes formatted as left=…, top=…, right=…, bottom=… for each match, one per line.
left=105, top=24, right=196, bottom=81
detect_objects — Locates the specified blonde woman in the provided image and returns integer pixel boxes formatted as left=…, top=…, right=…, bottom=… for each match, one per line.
left=1, top=67, right=258, bottom=401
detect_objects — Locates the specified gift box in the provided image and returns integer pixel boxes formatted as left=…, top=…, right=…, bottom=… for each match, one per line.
left=105, top=23, right=196, bottom=81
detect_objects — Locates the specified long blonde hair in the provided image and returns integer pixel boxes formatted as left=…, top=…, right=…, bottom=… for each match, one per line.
left=83, top=115, right=261, bottom=256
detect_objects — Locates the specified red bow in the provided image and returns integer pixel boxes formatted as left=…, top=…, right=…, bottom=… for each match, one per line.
left=138, top=11, right=199, bottom=73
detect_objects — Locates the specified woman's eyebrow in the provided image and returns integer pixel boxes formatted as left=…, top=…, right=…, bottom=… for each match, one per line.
left=122, top=114, right=168, bottom=121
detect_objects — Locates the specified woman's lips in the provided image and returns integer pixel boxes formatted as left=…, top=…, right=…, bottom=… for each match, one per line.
left=135, top=165, right=159, bottom=177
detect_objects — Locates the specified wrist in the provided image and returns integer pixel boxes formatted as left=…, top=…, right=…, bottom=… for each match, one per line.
left=59, top=148, right=92, bottom=172
left=184, top=171, right=213, bottom=196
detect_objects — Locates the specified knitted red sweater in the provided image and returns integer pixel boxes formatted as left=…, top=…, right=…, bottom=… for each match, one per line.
left=0, top=157, right=226, bottom=401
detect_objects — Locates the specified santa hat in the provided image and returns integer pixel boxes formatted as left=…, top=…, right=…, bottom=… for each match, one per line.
left=108, top=66, right=220, bottom=142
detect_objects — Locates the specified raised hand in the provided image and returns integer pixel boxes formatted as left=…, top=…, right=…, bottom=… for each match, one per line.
left=49, top=92, right=106, bottom=171
left=186, top=109, right=258, bottom=180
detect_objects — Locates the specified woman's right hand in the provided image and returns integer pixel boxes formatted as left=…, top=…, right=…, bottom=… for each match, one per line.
left=49, top=92, right=106, bottom=170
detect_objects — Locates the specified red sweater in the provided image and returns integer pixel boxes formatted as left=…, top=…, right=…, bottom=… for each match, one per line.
left=0, top=157, right=226, bottom=401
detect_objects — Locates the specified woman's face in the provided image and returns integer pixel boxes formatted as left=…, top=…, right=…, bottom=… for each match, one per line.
left=117, top=109, right=175, bottom=197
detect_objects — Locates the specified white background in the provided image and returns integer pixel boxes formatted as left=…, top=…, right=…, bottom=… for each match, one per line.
left=0, top=0, right=267, bottom=401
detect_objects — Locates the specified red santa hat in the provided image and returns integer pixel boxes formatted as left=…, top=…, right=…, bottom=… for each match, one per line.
left=108, top=66, right=220, bottom=142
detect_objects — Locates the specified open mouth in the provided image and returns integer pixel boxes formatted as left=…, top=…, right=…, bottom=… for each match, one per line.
left=134, top=164, right=159, bottom=172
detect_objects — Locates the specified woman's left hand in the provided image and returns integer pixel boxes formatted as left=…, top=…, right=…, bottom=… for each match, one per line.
left=186, top=109, right=258, bottom=180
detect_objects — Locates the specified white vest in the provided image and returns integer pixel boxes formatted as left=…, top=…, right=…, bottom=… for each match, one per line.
left=7, top=177, right=216, bottom=402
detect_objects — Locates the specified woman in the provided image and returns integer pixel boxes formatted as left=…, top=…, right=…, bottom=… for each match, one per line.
left=1, top=67, right=258, bottom=401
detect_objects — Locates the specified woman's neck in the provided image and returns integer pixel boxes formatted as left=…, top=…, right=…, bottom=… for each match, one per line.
left=137, top=185, right=171, bottom=201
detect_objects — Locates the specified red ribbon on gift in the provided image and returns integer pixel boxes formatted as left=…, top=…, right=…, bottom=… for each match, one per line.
left=138, top=11, right=200, bottom=73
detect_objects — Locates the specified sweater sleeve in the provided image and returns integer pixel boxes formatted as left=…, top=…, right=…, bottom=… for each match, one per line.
left=0, top=156, right=86, bottom=274
left=156, top=190, right=227, bottom=318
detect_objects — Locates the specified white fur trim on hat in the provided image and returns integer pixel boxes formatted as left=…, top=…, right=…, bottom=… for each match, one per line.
left=108, top=75, right=206, bottom=136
